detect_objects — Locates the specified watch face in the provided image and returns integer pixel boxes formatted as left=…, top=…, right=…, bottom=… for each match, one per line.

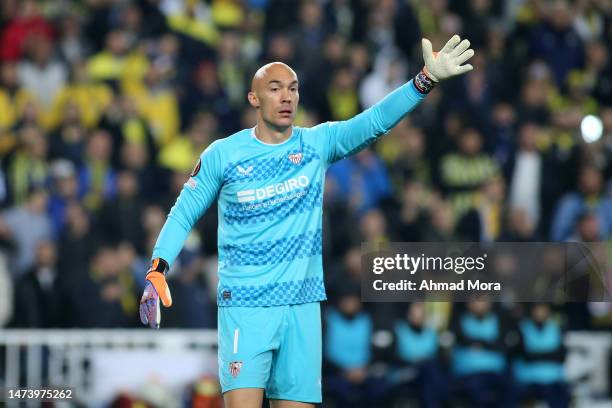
left=414, top=71, right=435, bottom=94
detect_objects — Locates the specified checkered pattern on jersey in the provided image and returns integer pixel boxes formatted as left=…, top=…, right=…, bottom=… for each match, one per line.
left=221, top=229, right=322, bottom=266
left=217, top=277, right=327, bottom=306
left=223, top=143, right=320, bottom=185
left=224, top=182, right=323, bottom=225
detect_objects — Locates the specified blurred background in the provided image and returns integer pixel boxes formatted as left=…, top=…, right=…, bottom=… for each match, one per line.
left=0, top=0, right=611, bottom=406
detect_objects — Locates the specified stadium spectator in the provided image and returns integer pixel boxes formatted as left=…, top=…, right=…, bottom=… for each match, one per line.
left=48, top=102, right=88, bottom=165
left=359, top=53, right=407, bottom=109
left=529, top=0, right=585, bottom=89
left=0, top=61, right=35, bottom=133
left=392, top=302, right=446, bottom=407
left=456, top=174, right=506, bottom=242
left=57, top=14, right=91, bottom=65
left=47, top=159, right=79, bottom=237
left=96, top=170, right=146, bottom=253
left=12, top=240, right=63, bottom=328
left=0, top=0, right=54, bottom=62
left=2, top=124, right=49, bottom=207
left=505, top=121, right=561, bottom=236
left=159, top=112, right=216, bottom=173
left=17, top=34, right=67, bottom=109
left=500, top=207, right=539, bottom=242
left=48, top=62, right=113, bottom=130
left=124, top=62, right=180, bottom=146
left=216, top=30, right=250, bottom=110
left=377, top=119, right=432, bottom=192
left=78, top=129, right=117, bottom=211
left=326, top=64, right=360, bottom=121
left=180, top=61, right=234, bottom=134
left=423, top=199, right=457, bottom=242
left=510, top=303, right=571, bottom=408
left=389, top=180, right=430, bottom=242
left=0, top=187, right=52, bottom=276
left=439, top=127, right=499, bottom=218
left=450, top=300, right=509, bottom=407
left=71, top=245, right=138, bottom=328
left=57, top=201, right=97, bottom=284
left=551, top=164, right=612, bottom=241
left=324, top=290, right=374, bottom=407
left=86, top=29, right=145, bottom=85
left=325, top=245, right=362, bottom=301
left=327, top=149, right=392, bottom=219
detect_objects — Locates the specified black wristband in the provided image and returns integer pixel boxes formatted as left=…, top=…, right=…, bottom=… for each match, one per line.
left=150, top=258, right=169, bottom=275
left=413, top=70, right=436, bottom=94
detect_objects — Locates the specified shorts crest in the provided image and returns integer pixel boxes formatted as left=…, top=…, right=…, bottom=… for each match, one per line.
left=229, top=361, right=243, bottom=378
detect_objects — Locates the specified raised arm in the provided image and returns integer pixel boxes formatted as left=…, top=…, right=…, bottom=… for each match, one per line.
left=320, top=35, right=474, bottom=164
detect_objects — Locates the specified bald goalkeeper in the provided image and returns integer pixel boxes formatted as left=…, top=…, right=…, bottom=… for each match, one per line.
left=139, top=35, right=474, bottom=407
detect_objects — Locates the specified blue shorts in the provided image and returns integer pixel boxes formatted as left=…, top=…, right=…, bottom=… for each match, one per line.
left=218, top=302, right=322, bottom=403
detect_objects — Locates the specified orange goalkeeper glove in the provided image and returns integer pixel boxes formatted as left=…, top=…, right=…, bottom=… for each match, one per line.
left=139, top=258, right=172, bottom=329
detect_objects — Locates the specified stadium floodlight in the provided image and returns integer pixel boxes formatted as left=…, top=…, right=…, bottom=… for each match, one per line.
left=581, top=114, right=604, bottom=144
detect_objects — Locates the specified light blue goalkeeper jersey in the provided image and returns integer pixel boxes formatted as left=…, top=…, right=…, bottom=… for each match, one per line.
left=152, top=81, right=426, bottom=306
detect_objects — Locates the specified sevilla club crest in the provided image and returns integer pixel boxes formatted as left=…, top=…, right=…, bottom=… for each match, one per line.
left=229, top=361, right=243, bottom=378
left=288, top=152, right=303, bottom=165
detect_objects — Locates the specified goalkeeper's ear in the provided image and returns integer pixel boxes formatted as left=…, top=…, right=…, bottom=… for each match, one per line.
left=248, top=90, right=260, bottom=108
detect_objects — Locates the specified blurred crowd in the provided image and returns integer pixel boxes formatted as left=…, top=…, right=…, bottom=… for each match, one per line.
left=0, top=0, right=612, bottom=405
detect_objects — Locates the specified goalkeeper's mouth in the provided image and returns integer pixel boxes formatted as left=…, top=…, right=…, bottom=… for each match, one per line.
left=278, top=109, right=293, bottom=117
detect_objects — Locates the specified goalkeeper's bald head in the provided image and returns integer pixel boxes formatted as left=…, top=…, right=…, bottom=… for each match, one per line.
left=248, top=62, right=299, bottom=131
left=250, top=62, right=297, bottom=92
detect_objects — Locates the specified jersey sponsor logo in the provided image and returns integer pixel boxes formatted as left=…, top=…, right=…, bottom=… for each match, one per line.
left=288, top=152, right=303, bottom=164
left=191, top=159, right=201, bottom=177
left=236, top=175, right=310, bottom=203
left=229, top=361, right=243, bottom=378
left=237, top=165, right=254, bottom=176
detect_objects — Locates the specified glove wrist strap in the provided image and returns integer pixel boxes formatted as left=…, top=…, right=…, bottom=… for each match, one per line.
left=413, top=70, right=436, bottom=94
left=150, top=258, right=169, bottom=275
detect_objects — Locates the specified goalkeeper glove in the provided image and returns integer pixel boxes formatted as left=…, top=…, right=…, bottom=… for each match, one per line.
left=414, top=35, right=474, bottom=94
left=139, top=258, right=172, bottom=329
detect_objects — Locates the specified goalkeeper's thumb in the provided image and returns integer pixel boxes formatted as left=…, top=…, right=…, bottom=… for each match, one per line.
left=421, top=38, right=437, bottom=76
left=145, top=259, right=172, bottom=307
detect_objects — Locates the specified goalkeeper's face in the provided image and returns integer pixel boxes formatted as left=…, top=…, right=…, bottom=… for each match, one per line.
left=249, top=62, right=299, bottom=130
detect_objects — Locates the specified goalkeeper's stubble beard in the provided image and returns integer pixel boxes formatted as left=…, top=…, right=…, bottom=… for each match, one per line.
left=255, top=89, right=299, bottom=133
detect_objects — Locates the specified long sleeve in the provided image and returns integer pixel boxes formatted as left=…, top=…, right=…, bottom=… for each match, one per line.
left=152, top=141, right=224, bottom=266
left=317, top=80, right=427, bottom=164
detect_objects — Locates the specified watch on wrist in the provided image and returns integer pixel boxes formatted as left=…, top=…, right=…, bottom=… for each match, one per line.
left=413, top=70, right=436, bottom=94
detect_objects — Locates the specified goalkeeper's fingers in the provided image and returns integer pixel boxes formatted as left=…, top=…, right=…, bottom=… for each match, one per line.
left=456, top=63, right=474, bottom=75
left=456, top=49, right=475, bottom=65
left=139, top=295, right=160, bottom=329
left=450, top=38, right=471, bottom=57
left=440, top=34, right=461, bottom=54
left=146, top=271, right=173, bottom=307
